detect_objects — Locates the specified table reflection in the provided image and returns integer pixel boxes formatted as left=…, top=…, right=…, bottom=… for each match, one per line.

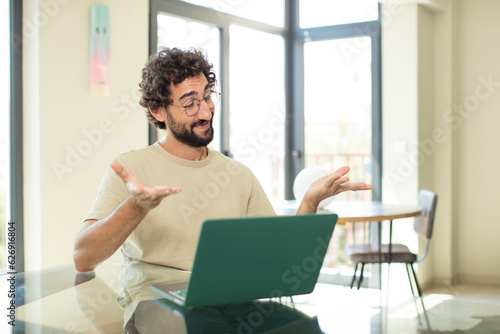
left=71, top=262, right=323, bottom=333
left=127, top=298, right=322, bottom=333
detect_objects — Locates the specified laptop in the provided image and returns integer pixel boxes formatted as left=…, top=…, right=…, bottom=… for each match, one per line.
left=150, top=213, right=337, bottom=307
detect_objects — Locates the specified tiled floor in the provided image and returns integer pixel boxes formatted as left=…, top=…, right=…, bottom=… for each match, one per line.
left=293, top=282, right=500, bottom=333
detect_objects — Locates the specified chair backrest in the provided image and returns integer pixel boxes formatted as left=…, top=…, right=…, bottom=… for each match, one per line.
left=413, top=189, right=438, bottom=239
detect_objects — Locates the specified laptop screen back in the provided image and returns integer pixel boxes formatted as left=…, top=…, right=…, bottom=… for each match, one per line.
left=184, top=213, right=337, bottom=307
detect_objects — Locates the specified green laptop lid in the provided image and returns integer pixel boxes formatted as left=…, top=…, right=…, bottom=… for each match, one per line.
left=184, top=213, right=337, bottom=307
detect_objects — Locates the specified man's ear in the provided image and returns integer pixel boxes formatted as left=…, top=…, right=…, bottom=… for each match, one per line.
left=150, top=107, right=167, bottom=123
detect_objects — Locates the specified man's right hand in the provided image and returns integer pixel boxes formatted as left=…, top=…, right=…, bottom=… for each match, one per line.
left=73, top=162, right=182, bottom=273
left=110, top=161, right=182, bottom=211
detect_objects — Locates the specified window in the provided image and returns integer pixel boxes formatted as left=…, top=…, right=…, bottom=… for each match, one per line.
left=180, top=0, right=284, bottom=27
left=299, top=0, right=381, bottom=285
left=304, top=37, right=375, bottom=279
left=150, top=0, right=381, bottom=286
left=300, top=0, right=378, bottom=28
left=155, top=12, right=221, bottom=149
left=304, top=37, right=373, bottom=202
left=229, top=26, right=285, bottom=201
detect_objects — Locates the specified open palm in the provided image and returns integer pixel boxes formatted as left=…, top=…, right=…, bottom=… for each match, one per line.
left=303, top=166, right=373, bottom=206
left=110, top=161, right=182, bottom=211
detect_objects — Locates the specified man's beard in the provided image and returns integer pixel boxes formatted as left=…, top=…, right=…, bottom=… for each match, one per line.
left=166, top=111, right=214, bottom=147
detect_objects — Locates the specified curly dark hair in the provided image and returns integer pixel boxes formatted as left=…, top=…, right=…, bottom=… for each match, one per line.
left=139, top=47, right=217, bottom=129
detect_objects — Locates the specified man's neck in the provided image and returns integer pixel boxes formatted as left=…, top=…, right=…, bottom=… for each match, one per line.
left=158, top=133, right=208, bottom=161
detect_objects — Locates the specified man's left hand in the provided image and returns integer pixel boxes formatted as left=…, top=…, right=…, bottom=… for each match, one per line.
left=297, top=166, right=373, bottom=214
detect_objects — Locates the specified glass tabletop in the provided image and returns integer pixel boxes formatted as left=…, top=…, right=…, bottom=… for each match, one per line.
left=4, top=262, right=324, bottom=333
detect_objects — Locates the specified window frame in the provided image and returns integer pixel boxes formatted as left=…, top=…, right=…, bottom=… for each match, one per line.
left=148, top=0, right=286, bottom=155
left=294, top=7, right=383, bottom=202
left=148, top=0, right=381, bottom=202
left=6, top=0, right=24, bottom=274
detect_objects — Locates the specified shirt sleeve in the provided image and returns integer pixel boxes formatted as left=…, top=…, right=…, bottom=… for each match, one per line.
left=85, top=158, right=129, bottom=221
left=246, top=173, right=277, bottom=217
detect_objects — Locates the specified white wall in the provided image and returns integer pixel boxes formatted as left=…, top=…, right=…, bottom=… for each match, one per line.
left=381, top=3, right=419, bottom=206
left=383, top=0, right=500, bottom=287
left=453, top=0, right=500, bottom=285
left=23, top=0, right=149, bottom=271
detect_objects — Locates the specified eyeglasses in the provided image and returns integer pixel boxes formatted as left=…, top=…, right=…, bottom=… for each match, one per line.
left=170, top=91, right=221, bottom=117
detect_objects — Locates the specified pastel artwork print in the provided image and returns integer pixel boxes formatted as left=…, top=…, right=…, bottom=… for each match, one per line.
left=89, top=4, right=110, bottom=97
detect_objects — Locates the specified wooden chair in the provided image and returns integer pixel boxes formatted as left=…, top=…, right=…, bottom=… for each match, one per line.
left=345, top=190, right=438, bottom=296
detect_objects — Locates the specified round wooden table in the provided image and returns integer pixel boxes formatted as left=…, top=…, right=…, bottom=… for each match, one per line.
left=320, top=200, right=422, bottom=224
left=274, top=200, right=422, bottom=223
left=273, top=199, right=423, bottom=291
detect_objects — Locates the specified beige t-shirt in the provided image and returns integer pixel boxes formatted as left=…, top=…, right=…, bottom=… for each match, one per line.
left=85, top=142, right=276, bottom=270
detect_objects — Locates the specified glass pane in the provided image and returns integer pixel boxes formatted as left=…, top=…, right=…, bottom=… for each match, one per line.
left=181, top=0, right=284, bottom=27
left=300, top=0, right=378, bottom=28
left=156, top=13, right=221, bottom=151
left=229, top=25, right=285, bottom=202
left=0, top=1, right=10, bottom=271
left=304, top=37, right=372, bottom=274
